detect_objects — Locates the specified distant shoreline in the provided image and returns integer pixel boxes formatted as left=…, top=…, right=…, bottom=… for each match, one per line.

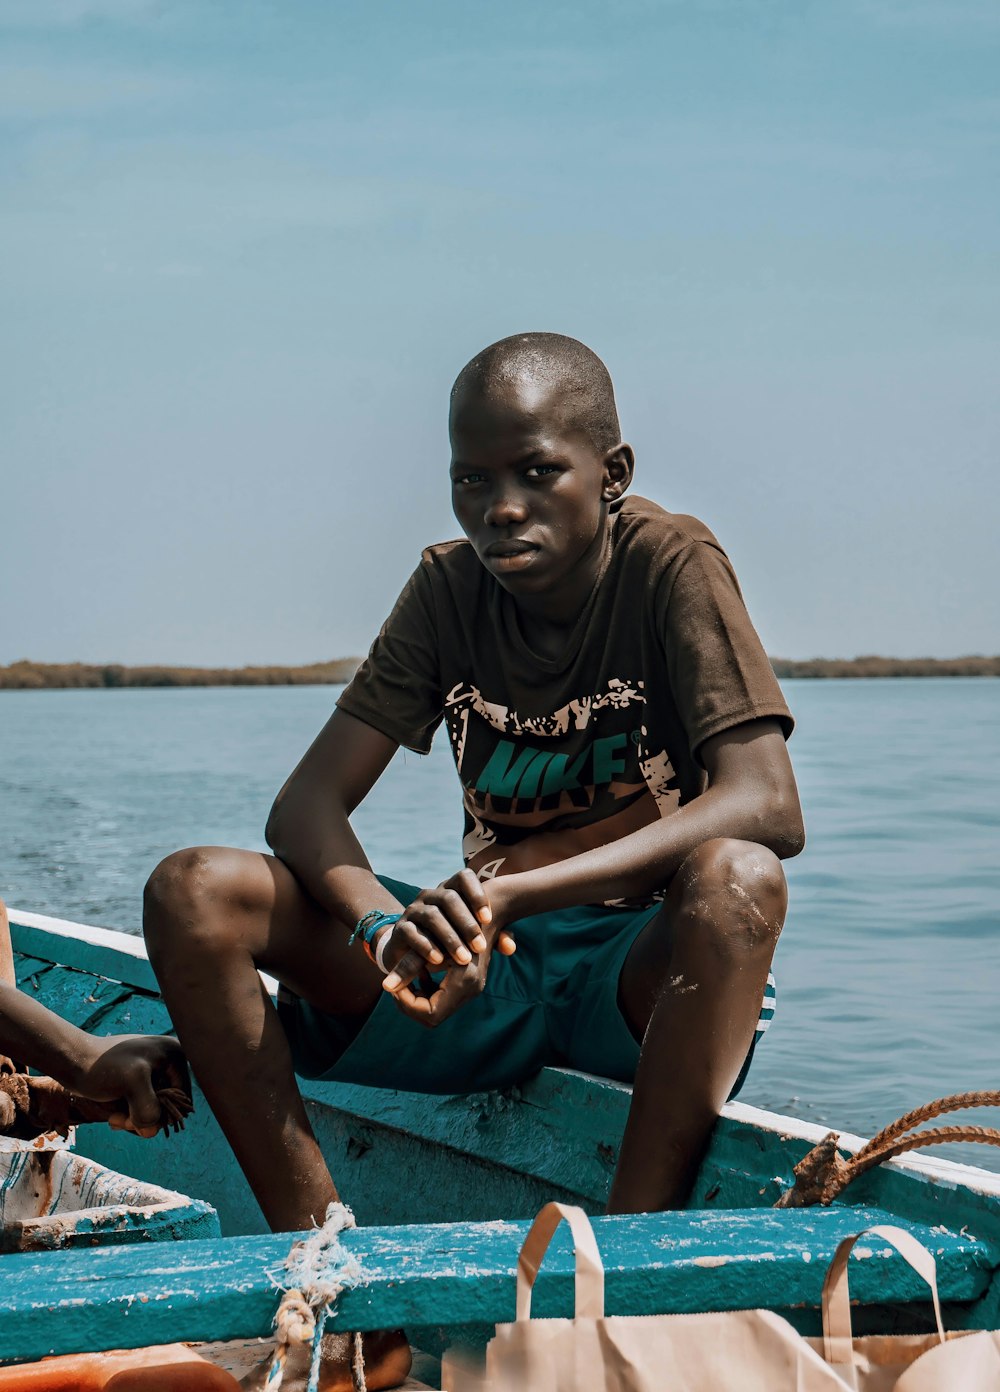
left=0, top=660, right=362, bottom=690
left=769, top=656, right=1000, bottom=679
left=1, top=655, right=998, bottom=689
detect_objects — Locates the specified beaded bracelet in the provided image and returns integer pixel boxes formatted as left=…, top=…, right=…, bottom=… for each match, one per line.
left=349, top=909, right=402, bottom=968
left=349, top=909, right=401, bottom=946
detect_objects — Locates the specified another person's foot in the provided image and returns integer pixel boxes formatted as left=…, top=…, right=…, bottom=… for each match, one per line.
left=318, top=1329, right=412, bottom=1390
left=241, top=1328, right=412, bottom=1391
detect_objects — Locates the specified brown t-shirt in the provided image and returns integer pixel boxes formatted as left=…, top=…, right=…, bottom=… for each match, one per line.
left=338, top=496, right=793, bottom=901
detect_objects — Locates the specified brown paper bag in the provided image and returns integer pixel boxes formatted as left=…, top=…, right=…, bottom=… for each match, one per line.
left=441, top=1204, right=1000, bottom=1391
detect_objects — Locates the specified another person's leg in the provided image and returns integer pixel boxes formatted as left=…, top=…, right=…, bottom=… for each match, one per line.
left=143, top=847, right=382, bottom=1234
left=608, top=837, right=787, bottom=1213
left=0, top=897, right=14, bottom=989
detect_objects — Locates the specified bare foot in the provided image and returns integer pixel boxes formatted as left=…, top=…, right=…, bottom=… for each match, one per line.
left=318, top=1329, right=412, bottom=1391
left=240, top=1329, right=411, bottom=1391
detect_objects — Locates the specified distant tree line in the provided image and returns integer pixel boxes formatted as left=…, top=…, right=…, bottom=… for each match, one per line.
left=0, top=659, right=362, bottom=690
left=1, top=654, right=998, bottom=690
left=769, top=655, right=1000, bottom=679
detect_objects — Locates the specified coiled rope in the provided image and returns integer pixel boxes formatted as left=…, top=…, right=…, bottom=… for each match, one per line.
left=265, top=1201, right=366, bottom=1392
left=775, top=1089, right=1000, bottom=1208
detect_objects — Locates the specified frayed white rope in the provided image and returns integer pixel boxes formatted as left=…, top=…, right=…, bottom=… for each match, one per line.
left=265, top=1201, right=365, bottom=1392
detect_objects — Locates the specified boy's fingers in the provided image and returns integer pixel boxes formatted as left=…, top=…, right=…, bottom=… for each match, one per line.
left=428, top=888, right=485, bottom=954
left=125, top=1068, right=163, bottom=1138
left=393, top=984, right=464, bottom=1027
left=382, top=948, right=426, bottom=993
left=496, top=931, right=517, bottom=956
left=409, top=901, right=473, bottom=964
left=392, top=986, right=435, bottom=1016
left=155, top=1040, right=192, bottom=1100
left=452, top=869, right=492, bottom=927
left=392, top=920, right=445, bottom=968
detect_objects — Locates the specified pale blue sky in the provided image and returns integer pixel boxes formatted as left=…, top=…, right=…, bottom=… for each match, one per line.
left=2, top=0, right=998, bottom=664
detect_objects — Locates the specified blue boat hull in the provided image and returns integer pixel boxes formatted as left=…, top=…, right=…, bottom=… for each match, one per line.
left=3, top=909, right=1000, bottom=1363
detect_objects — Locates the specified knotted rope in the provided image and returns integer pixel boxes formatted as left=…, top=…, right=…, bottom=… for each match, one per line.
left=775, top=1089, right=1000, bottom=1208
left=266, top=1201, right=366, bottom=1392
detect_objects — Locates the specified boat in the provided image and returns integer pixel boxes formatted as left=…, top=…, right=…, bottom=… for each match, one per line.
left=2, top=906, right=999, bottom=1381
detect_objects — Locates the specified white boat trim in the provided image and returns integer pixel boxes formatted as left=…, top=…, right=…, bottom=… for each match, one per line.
left=7, top=906, right=280, bottom=996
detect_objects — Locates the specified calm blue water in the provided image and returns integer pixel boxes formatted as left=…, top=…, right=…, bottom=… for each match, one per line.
left=1, top=680, right=998, bottom=1167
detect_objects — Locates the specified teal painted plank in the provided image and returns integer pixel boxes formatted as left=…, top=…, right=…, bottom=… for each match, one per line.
left=10, top=956, right=57, bottom=983
left=304, top=1070, right=629, bottom=1208
left=692, top=1116, right=1000, bottom=1240
left=9, top=962, right=56, bottom=1005
left=11, top=964, right=132, bottom=1032
left=8, top=919, right=159, bottom=994
left=0, top=1208, right=995, bottom=1360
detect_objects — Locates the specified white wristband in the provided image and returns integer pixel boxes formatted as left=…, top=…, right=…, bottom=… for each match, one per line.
left=373, top=925, right=395, bottom=975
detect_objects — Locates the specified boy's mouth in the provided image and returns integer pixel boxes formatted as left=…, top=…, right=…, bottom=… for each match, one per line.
left=483, top=539, right=540, bottom=571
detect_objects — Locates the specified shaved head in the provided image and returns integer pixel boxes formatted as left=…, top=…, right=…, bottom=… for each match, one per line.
left=451, top=332, right=622, bottom=454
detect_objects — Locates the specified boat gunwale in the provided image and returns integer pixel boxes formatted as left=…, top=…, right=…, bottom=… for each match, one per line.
left=8, top=906, right=1000, bottom=1201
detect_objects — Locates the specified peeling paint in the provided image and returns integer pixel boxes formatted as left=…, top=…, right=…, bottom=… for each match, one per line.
left=1, top=1148, right=218, bottom=1252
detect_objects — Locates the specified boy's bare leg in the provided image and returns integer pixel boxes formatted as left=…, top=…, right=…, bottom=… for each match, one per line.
left=143, top=847, right=411, bottom=1390
left=608, top=837, right=787, bottom=1214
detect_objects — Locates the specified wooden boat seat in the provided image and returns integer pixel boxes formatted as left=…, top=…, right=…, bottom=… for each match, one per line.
left=1, top=1203, right=998, bottom=1361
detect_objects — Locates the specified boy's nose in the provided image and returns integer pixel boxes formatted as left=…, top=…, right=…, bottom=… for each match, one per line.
left=484, top=492, right=529, bottom=528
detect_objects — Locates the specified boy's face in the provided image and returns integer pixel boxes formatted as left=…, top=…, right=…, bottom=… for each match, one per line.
left=449, top=379, right=630, bottom=608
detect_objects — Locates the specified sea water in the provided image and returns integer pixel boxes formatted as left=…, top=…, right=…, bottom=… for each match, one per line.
left=1, top=679, right=998, bottom=1168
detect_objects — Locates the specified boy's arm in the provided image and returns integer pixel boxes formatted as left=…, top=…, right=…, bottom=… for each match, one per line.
left=386, top=717, right=802, bottom=1019
left=268, top=707, right=470, bottom=935
left=493, top=717, right=803, bottom=918
left=265, top=709, right=407, bottom=925
left=493, top=723, right=807, bottom=918
left=267, top=709, right=501, bottom=974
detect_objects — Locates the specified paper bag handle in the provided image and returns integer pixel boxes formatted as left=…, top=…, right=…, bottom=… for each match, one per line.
left=515, top=1202, right=606, bottom=1321
left=822, top=1224, right=945, bottom=1372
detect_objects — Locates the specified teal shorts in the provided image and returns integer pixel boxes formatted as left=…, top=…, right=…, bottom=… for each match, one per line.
left=277, top=875, right=775, bottom=1097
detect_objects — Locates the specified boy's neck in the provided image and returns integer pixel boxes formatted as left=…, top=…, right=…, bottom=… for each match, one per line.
left=508, top=515, right=614, bottom=650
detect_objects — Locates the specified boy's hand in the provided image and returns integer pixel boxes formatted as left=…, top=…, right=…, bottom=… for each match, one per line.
left=72, top=1034, right=192, bottom=1138
left=381, top=872, right=516, bottom=1025
left=389, top=933, right=496, bottom=1027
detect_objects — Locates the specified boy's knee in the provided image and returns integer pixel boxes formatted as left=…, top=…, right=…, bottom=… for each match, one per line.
left=673, top=838, right=786, bottom=956
left=143, top=847, right=252, bottom=955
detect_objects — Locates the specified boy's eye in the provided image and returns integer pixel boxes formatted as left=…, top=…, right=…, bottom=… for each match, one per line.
left=524, top=464, right=558, bottom=479
left=452, top=472, right=485, bottom=486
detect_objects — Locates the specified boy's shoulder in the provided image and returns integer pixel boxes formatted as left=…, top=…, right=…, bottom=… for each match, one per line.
left=418, top=535, right=477, bottom=571
left=611, top=495, right=725, bottom=560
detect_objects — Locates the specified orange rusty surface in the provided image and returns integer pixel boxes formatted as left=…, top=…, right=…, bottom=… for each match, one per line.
left=0, top=1343, right=241, bottom=1391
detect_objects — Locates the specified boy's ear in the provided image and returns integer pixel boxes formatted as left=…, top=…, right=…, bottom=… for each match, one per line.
left=601, top=443, right=635, bottom=502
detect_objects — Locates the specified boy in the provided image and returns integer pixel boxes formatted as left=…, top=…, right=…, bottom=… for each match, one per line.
left=0, top=898, right=190, bottom=1138
left=145, top=333, right=802, bottom=1380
